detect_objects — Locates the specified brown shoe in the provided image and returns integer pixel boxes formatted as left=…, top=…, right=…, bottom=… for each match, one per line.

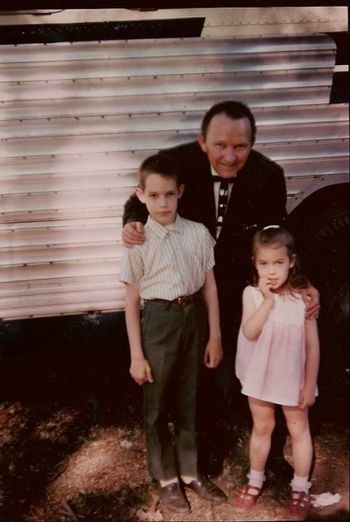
left=185, top=476, right=227, bottom=504
left=158, top=482, right=191, bottom=515
left=233, top=483, right=262, bottom=513
left=287, top=491, right=311, bottom=521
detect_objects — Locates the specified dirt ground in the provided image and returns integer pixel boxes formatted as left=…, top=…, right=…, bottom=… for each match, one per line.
left=0, top=315, right=348, bottom=521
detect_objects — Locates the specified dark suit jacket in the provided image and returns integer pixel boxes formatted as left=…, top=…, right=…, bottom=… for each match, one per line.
left=123, top=141, right=287, bottom=325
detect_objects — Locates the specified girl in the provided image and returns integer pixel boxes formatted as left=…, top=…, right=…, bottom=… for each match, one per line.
left=234, top=225, right=320, bottom=521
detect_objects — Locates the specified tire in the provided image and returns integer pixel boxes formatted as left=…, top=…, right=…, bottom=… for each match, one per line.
left=299, top=209, right=349, bottom=420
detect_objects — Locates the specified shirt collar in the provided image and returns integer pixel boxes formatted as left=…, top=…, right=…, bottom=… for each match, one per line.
left=211, top=166, right=236, bottom=182
left=146, top=214, right=184, bottom=238
left=211, top=166, right=219, bottom=178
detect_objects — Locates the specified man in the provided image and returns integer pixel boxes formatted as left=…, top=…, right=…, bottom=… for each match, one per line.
left=122, top=101, right=319, bottom=477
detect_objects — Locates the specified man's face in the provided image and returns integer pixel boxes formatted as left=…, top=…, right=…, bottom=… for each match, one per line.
left=198, top=114, right=253, bottom=178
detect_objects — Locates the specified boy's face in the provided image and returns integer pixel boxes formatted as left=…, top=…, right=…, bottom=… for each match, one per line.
left=136, top=173, right=184, bottom=226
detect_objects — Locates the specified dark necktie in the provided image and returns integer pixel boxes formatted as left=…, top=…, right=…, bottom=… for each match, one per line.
left=217, top=180, right=231, bottom=226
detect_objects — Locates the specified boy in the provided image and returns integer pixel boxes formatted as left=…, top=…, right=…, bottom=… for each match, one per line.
left=120, top=153, right=227, bottom=515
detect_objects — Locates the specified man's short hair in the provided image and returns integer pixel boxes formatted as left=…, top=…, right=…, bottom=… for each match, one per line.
left=138, top=153, right=182, bottom=189
left=201, top=100, right=256, bottom=144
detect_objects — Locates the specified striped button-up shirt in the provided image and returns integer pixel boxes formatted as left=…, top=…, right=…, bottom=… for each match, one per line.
left=120, top=214, right=215, bottom=300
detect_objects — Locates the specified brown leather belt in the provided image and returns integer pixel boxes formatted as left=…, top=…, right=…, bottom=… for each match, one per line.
left=144, top=290, right=202, bottom=306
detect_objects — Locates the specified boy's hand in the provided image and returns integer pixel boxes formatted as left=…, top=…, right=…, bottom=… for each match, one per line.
left=130, top=357, right=154, bottom=385
left=298, top=386, right=316, bottom=410
left=204, top=337, right=223, bottom=369
left=122, top=222, right=145, bottom=247
left=299, top=286, right=320, bottom=320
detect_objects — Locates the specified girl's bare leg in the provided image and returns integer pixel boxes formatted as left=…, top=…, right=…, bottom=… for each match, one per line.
left=282, top=405, right=312, bottom=478
left=248, top=397, right=275, bottom=472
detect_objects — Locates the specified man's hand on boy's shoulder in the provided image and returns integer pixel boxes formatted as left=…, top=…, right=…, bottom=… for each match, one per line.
left=122, top=222, right=145, bottom=247
left=204, top=337, right=223, bottom=369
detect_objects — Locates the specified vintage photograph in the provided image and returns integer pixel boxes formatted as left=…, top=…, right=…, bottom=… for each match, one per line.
left=0, top=3, right=348, bottom=521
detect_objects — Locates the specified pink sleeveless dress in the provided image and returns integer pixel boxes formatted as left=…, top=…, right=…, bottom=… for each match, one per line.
left=235, top=285, right=313, bottom=406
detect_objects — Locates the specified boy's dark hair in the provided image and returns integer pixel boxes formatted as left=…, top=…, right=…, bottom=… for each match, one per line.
left=251, top=226, right=309, bottom=290
left=138, top=153, right=182, bottom=189
left=201, top=100, right=256, bottom=144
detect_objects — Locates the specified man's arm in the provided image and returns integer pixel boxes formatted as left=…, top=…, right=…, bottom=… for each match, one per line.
left=123, top=193, right=149, bottom=226
left=122, top=193, right=148, bottom=246
left=125, top=283, right=153, bottom=385
left=202, top=269, right=223, bottom=369
left=261, top=162, right=287, bottom=226
left=258, top=157, right=320, bottom=319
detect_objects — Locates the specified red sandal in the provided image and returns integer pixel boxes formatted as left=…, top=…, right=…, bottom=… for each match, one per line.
left=233, top=484, right=262, bottom=513
left=287, top=490, right=311, bottom=521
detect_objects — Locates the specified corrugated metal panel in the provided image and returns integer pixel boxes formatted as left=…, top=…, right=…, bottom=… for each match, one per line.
left=0, top=8, right=347, bottom=36
left=0, top=35, right=348, bottom=320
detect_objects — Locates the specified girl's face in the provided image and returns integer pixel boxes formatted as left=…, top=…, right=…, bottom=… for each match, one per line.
left=254, top=243, right=295, bottom=292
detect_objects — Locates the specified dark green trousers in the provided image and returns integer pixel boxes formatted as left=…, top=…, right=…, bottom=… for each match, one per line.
left=141, top=299, right=207, bottom=482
